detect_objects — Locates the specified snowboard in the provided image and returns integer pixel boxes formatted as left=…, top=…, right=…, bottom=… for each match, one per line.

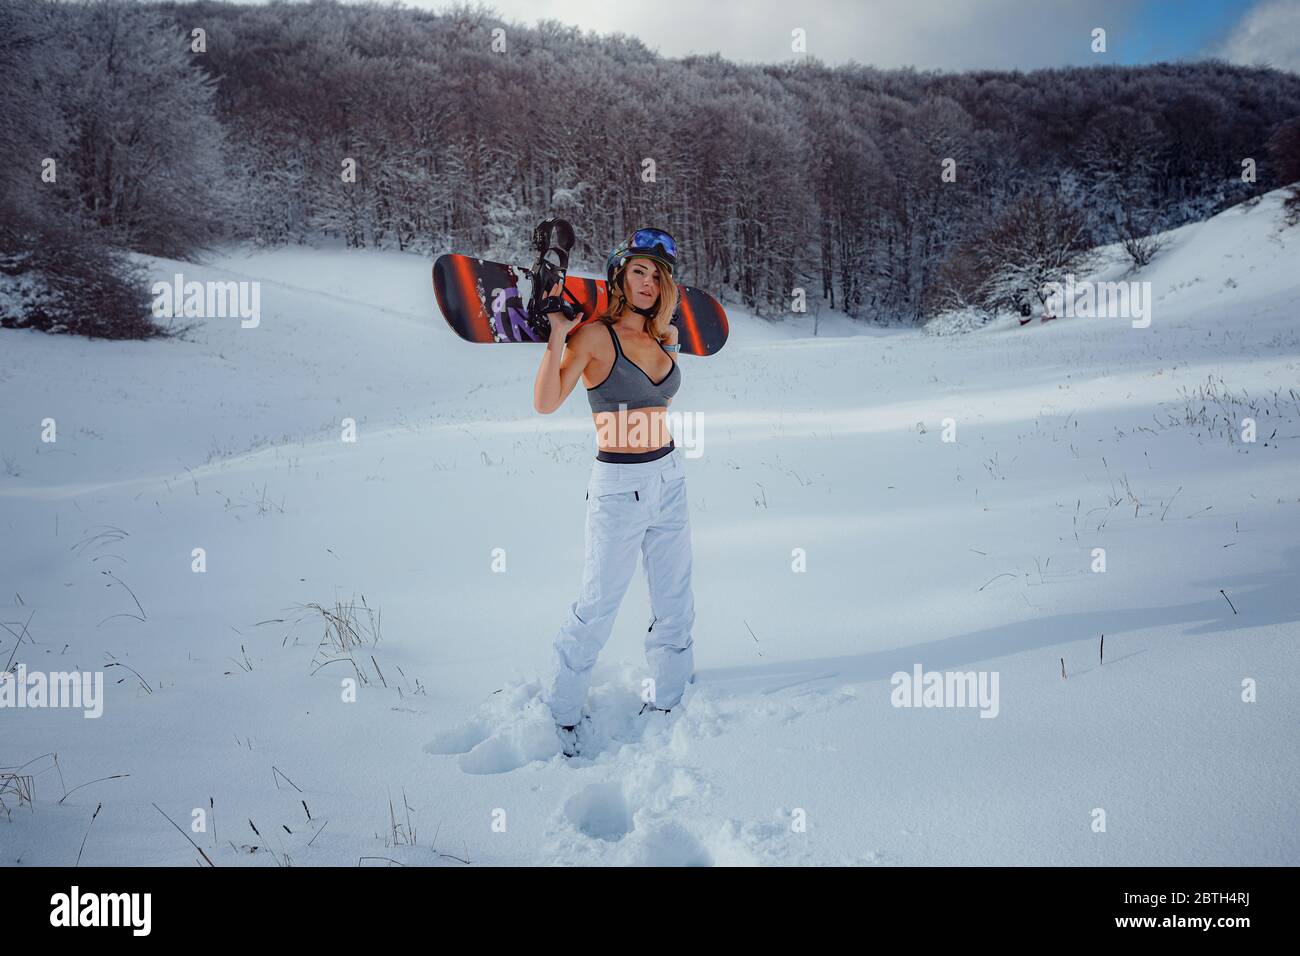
left=432, top=253, right=729, bottom=356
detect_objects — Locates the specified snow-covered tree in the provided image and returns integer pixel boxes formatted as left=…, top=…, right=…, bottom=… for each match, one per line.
left=59, top=0, right=227, bottom=257
left=937, top=189, right=1098, bottom=317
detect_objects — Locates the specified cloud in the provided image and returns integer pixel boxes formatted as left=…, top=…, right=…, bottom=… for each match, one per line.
left=1211, top=0, right=1300, bottom=72
left=423, top=0, right=1142, bottom=70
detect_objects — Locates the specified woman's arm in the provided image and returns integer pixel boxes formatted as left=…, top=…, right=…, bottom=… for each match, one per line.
left=664, top=324, right=678, bottom=404
left=533, top=314, right=592, bottom=415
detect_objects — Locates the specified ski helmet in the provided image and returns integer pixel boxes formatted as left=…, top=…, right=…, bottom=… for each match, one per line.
left=606, top=227, right=677, bottom=287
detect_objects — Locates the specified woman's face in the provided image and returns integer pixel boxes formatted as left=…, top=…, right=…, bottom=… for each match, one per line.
left=624, top=258, right=661, bottom=310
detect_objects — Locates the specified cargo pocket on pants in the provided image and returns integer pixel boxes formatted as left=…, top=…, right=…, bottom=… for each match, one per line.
left=587, top=488, right=641, bottom=503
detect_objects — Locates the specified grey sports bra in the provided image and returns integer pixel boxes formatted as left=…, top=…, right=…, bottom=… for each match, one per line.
left=586, top=321, right=681, bottom=413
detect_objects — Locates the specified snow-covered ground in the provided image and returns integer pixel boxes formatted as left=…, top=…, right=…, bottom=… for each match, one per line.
left=1, top=190, right=1298, bottom=866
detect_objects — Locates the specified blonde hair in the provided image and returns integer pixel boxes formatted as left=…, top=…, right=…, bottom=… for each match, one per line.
left=603, top=256, right=679, bottom=341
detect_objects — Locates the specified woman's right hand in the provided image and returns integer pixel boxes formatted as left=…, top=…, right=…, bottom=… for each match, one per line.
left=545, top=281, right=581, bottom=337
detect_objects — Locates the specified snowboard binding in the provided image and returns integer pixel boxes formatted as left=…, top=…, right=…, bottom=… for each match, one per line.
left=525, top=217, right=580, bottom=335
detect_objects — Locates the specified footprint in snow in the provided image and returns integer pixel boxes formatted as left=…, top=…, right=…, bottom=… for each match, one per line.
left=422, top=680, right=561, bottom=774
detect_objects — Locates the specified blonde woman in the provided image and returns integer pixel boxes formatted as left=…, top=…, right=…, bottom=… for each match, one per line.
left=532, top=228, right=695, bottom=757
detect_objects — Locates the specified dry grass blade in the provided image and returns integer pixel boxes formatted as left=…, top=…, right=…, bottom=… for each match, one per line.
left=152, top=802, right=216, bottom=866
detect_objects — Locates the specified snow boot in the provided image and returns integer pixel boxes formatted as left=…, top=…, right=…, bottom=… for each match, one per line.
left=557, top=714, right=592, bottom=758
left=557, top=723, right=580, bottom=758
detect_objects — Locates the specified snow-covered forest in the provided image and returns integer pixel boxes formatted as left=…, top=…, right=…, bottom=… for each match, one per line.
left=3, top=0, right=1300, bottom=331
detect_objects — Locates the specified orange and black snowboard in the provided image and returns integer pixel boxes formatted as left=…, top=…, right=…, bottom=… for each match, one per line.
left=432, top=253, right=729, bottom=357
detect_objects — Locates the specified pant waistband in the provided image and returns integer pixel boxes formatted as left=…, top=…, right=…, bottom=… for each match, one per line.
left=596, top=439, right=674, bottom=464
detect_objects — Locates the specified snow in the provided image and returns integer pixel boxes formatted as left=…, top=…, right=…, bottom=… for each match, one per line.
left=1, top=189, right=1298, bottom=866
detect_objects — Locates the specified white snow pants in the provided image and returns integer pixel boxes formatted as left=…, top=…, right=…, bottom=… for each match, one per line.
left=545, top=444, right=696, bottom=727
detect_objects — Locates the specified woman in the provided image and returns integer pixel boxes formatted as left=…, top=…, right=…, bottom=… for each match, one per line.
left=532, top=228, right=696, bottom=757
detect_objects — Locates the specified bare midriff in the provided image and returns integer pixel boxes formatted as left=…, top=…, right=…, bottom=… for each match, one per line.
left=591, top=407, right=672, bottom=453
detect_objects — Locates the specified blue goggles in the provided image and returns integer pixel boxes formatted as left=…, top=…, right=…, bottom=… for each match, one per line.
left=612, top=228, right=677, bottom=269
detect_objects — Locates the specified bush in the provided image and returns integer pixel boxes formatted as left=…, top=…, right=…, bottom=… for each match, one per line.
left=921, top=307, right=998, bottom=336
left=0, top=211, right=165, bottom=340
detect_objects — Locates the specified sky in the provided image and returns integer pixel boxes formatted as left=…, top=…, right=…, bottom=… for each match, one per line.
left=391, top=0, right=1300, bottom=72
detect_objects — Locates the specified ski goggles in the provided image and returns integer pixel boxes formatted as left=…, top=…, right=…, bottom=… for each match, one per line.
left=610, top=228, right=678, bottom=271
